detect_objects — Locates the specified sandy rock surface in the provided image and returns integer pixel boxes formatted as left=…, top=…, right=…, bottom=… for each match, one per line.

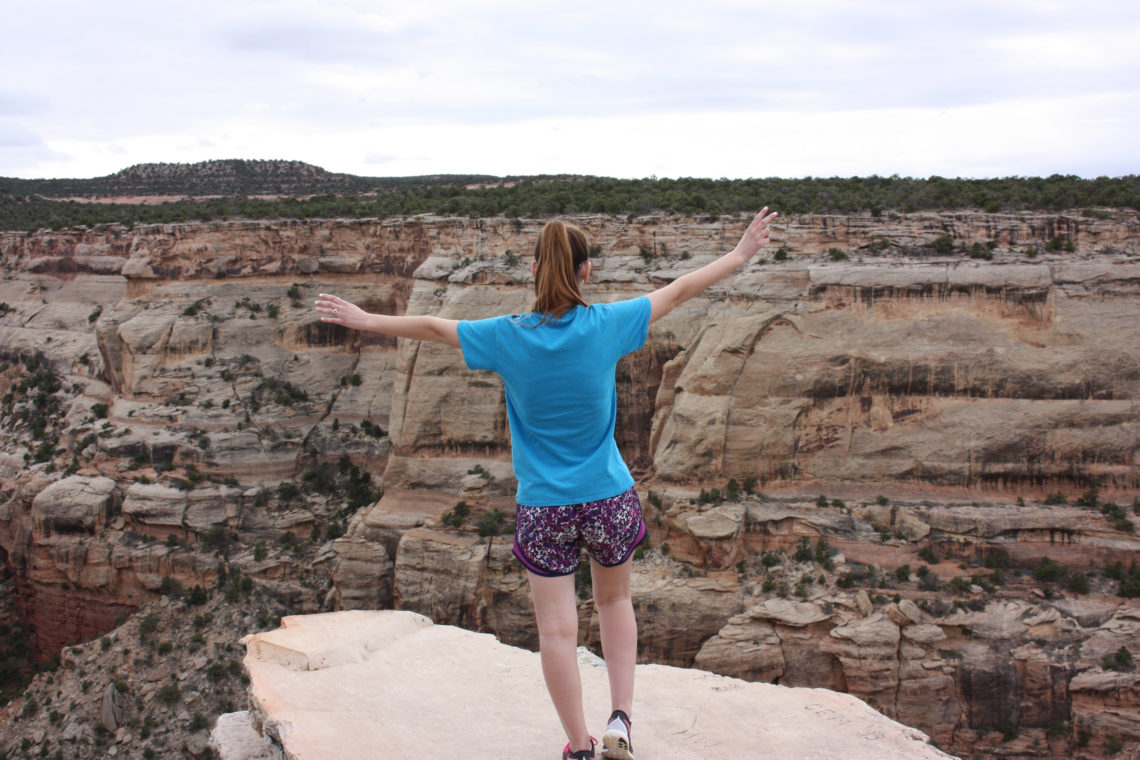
left=237, top=610, right=954, bottom=760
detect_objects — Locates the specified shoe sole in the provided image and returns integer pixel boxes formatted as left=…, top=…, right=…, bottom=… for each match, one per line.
left=601, top=732, right=634, bottom=760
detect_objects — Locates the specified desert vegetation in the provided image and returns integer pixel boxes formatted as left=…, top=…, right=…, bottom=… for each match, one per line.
left=2, top=161, right=1138, bottom=232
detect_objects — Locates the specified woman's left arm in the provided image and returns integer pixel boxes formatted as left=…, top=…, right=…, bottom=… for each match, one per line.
left=314, top=293, right=460, bottom=348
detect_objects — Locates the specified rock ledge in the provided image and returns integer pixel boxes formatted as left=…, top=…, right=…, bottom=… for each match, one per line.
left=217, top=610, right=956, bottom=759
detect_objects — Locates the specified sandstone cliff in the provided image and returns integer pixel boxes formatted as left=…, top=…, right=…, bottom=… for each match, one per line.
left=1, top=211, right=1138, bottom=759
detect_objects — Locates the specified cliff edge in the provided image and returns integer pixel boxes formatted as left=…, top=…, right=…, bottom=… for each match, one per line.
left=219, top=609, right=956, bottom=760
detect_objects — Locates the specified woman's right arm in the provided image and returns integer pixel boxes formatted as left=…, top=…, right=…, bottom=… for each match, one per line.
left=647, top=207, right=777, bottom=324
left=314, top=293, right=460, bottom=348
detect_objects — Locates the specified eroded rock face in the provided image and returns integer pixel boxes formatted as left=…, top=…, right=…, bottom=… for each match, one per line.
left=1, top=212, right=1139, bottom=760
left=3, top=212, right=1138, bottom=500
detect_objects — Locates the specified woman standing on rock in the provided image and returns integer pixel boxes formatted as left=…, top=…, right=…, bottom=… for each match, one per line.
left=314, top=207, right=776, bottom=760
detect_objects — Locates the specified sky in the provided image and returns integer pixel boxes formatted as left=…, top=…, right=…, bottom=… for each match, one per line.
left=2, top=0, right=1138, bottom=181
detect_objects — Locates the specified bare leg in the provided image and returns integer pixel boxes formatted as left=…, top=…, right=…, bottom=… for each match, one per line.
left=590, top=558, right=636, bottom=716
left=528, top=570, right=592, bottom=753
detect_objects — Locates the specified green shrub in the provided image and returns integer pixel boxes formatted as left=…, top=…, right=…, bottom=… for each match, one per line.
left=968, top=242, right=993, bottom=260
left=931, top=235, right=954, bottom=254
left=985, top=549, right=1012, bottom=569
left=698, top=487, right=722, bottom=504
left=158, top=682, right=180, bottom=705
left=1067, top=572, right=1090, bottom=594
left=1033, top=557, right=1066, bottom=583
left=276, top=482, right=300, bottom=503
left=206, top=662, right=228, bottom=683
left=184, top=585, right=208, bottom=605
left=1119, top=563, right=1140, bottom=597
left=793, top=537, right=814, bottom=563
left=476, top=509, right=507, bottom=537
left=1101, top=646, right=1134, bottom=672
left=1101, top=502, right=1135, bottom=533
left=440, top=501, right=470, bottom=528
left=814, top=538, right=834, bottom=570
left=138, top=613, right=160, bottom=639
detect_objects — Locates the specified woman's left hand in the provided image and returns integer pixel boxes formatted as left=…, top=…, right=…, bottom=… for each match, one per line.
left=314, top=293, right=372, bottom=330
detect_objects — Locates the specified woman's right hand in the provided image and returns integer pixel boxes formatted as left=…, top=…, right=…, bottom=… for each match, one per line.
left=733, top=207, right=778, bottom=262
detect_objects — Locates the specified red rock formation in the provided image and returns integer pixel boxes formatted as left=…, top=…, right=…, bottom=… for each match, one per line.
left=1, top=211, right=1138, bottom=759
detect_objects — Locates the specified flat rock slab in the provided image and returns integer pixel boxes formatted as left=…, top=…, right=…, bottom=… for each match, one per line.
left=242, top=610, right=954, bottom=760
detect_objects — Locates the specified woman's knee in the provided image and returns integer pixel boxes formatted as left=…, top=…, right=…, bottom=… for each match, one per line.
left=536, top=613, right=580, bottom=643
left=590, top=560, right=633, bottom=607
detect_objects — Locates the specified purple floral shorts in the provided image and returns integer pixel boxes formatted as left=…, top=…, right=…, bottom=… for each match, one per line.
left=513, top=486, right=647, bottom=577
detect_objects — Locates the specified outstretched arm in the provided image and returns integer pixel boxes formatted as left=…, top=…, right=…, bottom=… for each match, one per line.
left=647, top=207, right=777, bottom=323
left=314, top=293, right=461, bottom=348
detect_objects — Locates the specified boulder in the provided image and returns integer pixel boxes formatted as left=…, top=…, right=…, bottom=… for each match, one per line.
left=122, top=482, right=188, bottom=528
left=185, top=486, right=243, bottom=531
left=30, top=476, right=119, bottom=535
left=209, top=712, right=283, bottom=760
left=101, top=682, right=127, bottom=732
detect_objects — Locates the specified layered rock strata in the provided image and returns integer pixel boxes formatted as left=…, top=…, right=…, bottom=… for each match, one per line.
left=0, top=211, right=1138, bottom=759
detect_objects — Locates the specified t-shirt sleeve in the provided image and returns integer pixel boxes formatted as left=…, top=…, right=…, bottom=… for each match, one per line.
left=457, top=317, right=502, bottom=371
left=605, top=296, right=652, bottom=357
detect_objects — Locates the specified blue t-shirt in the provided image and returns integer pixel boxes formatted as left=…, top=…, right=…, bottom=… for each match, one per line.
left=457, top=296, right=652, bottom=507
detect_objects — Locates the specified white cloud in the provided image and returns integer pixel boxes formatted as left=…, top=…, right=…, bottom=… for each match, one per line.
left=2, top=0, right=1138, bottom=179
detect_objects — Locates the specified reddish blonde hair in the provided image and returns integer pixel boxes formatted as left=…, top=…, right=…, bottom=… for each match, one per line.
left=532, top=220, right=590, bottom=320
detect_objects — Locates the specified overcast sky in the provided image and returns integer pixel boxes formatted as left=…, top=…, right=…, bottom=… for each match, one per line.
left=3, top=0, right=1138, bottom=180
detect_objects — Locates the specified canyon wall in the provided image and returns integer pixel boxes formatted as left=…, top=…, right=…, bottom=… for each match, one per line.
left=1, top=210, right=1138, bottom=758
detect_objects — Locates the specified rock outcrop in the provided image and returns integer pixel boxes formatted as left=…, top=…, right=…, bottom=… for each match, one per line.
left=1, top=211, right=1138, bottom=759
left=229, top=609, right=953, bottom=760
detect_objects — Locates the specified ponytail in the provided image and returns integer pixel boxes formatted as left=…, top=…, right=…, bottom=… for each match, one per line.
left=532, top=220, right=590, bottom=321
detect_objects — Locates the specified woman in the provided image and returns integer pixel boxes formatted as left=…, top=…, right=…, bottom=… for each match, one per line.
left=315, top=207, right=776, bottom=760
